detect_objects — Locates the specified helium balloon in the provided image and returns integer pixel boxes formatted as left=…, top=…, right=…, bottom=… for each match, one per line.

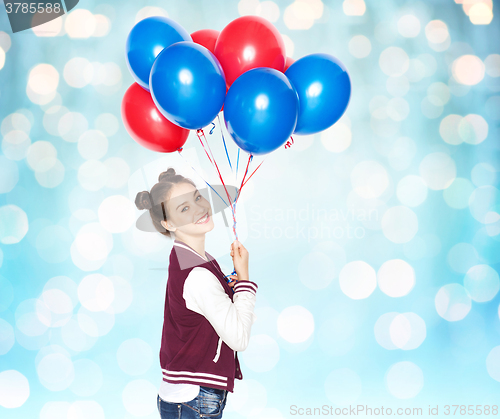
left=224, top=68, right=299, bottom=155
left=214, top=16, right=286, bottom=87
left=126, top=16, right=191, bottom=91
left=121, top=83, right=189, bottom=153
left=150, top=41, right=226, bottom=130
left=284, top=56, right=295, bottom=72
left=285, top=53, right=351, bottom=135
left=191, top=29, right=219, bottom=54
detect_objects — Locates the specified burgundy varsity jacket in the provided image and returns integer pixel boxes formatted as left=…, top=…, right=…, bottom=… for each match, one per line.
left=159, top=239, right=258, bottom=392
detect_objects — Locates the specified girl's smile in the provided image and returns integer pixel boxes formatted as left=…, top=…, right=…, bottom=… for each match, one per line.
left=195, top=213, right=210, bottom=224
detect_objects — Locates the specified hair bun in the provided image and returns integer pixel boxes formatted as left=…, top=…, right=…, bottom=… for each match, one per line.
left=135, top=191, right=152, bottom=210
left=159, top=168, right=176, bottom=182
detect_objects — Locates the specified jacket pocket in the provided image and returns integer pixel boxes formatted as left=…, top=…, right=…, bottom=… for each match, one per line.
left=212, top=337, right=222, bottom=363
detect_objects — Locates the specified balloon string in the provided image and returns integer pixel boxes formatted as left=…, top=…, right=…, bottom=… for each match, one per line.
left=217, top=114, right=233, bottom=172
left=177, top=149, right=229, bottom=207
left=233, top=154, right=253, bottom=207
left=196, top=129, right=216, bottom=167
left=226, top=153, right=264, bottom=284
left=284, top=136, right=294, bottom=149
left=197, top=129, right=238, bottom=240
left=241, top=158, right=266, bottom=189
left=200, top=128, right=231, bottom=202
left=227, top=154, right=251, bottom=242
left=198, top=128, right=219, bottom=174
left=235, top=148, right=240, bottom=189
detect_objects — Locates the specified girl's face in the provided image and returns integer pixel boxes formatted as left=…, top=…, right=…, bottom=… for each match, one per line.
left=161, top=182, right=214, bottom=237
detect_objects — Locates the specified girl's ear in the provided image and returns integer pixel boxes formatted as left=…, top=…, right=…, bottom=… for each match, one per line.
left=161, top=220, right=176, bottom=232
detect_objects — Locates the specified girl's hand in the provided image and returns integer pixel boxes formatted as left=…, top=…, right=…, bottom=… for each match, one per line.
left=227, top=274, right=238, bottom=288
left=230, top=240, right=249, bottom=280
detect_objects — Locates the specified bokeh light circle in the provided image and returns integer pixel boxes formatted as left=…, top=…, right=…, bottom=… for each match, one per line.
left=397, top=14, right=420, bottom=38
left=98, top=195, right=135, bottom=234
left=486, top=346, right=500, bottom=382
left=240, top=334, right=280, bottom=373
left=452, top=55, right=485, bottom=86
left=78, top=273, right=115, bottom=312
left=277, top=306, right=314, bottom=343
left=396, top=175, right=427, bottom=207
left=0, top=370, right=30, bottom=408
left=351, top=160, right=389, bottom=199
left=419, top=152, right=456, bottom=190
left=69, top=359, right=103, bottom=397
left=443, top=178, right=475, bottom=209
left=385, top=361, right=423, bottom=399
left=379, top=46, right=409, bottom=77
left=377, top=259, right=415, bottom=297
left=0, top=318, right=15, bottom=355
left=36, top=353, right=74, bottom=391
left=435, top=283, right=472, bottom=321
left=463, top=264, right=500, bottom=302
left=0, top=205, right=29, bottom=244
left=339, top=261, right=377, bottom=299
left=381, top=206, right=418, bottom=244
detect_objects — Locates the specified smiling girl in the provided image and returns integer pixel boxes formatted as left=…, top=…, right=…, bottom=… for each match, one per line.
left=135, top=167, right=258, bottom=419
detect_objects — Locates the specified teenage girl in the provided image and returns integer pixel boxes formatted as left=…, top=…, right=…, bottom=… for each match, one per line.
left=135, top=167, right=258, bottom=419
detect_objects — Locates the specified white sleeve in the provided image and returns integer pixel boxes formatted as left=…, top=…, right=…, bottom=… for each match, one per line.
left=182, top=267, right=258, bottom=352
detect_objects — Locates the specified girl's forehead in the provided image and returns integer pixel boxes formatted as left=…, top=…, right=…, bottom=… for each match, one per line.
left=168, top=182, right=196, bottom=200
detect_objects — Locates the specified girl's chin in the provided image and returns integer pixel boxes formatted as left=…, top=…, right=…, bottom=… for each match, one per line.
left=192, top=221, right=214, bottom=231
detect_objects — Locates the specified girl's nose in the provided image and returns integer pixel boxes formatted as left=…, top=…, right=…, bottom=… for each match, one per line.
left=195, top=203, right=207, bottom=214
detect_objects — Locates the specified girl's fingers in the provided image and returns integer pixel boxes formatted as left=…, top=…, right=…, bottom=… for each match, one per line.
left=227, top=275, right=238, bottom=286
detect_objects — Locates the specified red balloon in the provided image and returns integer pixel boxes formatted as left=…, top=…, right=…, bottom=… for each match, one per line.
left=191, top=29, right=220, bottom=54
left=214, top=16, right=286, bottom=87
left=221, top=86, right=229, bottom=111
left=284, top=56, right=295, bottom=72
left=121, top=83, right=189, bottom=153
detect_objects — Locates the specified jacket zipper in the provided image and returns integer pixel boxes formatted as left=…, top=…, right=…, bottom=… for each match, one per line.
left=212, top=337, right=222, bottom=363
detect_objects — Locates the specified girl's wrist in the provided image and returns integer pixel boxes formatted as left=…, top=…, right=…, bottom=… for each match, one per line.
left=236, top=271, right=249, bottom=280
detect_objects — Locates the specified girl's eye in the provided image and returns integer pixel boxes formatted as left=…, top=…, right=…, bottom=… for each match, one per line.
left=182, top=195, right=201, bottom=212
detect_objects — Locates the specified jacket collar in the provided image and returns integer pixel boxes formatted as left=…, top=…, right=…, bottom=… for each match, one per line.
left=173, top=239, right=209, bottom=262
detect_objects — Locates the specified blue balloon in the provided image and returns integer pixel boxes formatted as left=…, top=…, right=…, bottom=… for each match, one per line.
left=150, top=42, right=226, bottom=130
left=224, top=68, right=299, bottom=155
left=126, top=16, right=191, bottom=91
left=285, top=53, right=351, bottom=135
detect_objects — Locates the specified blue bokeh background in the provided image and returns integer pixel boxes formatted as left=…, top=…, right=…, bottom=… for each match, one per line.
left=0, top=0, right=500, bottom=418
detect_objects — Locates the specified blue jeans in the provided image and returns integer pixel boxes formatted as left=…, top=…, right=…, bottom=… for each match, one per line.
left=157, top=386, right=228, bottom=418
